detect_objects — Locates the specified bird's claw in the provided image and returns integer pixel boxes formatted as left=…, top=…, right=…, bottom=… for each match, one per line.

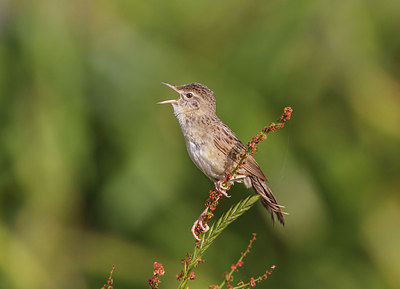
left=191, top=207, right=210, bottom=241
left=191, top=177, right=234, bottom=240
left=216, top=180, right=231, bottom=197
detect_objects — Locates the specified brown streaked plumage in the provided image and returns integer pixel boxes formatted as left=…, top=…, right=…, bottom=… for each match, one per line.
left=158, top=82, right=285, bottom=225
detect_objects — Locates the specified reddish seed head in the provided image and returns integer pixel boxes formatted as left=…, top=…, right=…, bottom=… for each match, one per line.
left=176, top=271, right=183, bottom=280
left=250, top=277, right=256, bottom=287
left=225, top=272, right=233, bottom=282
left=153, top=262, right=165, bottom=276
left=283, top=107, right=293, bottom=116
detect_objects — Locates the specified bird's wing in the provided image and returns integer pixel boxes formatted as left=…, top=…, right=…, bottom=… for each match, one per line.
left=213, top=125, right=267, bottom=182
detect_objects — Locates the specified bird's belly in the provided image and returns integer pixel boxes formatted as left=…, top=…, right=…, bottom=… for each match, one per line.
left=186, top=140, right=225, bottom=181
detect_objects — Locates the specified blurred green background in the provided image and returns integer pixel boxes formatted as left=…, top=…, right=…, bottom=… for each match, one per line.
left=1, top=0, right=400, bottom=288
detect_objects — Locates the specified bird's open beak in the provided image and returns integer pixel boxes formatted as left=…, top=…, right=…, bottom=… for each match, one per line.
left=157, top=99, right=178, bottom=104
left=157, top=82, right=180, bottom=104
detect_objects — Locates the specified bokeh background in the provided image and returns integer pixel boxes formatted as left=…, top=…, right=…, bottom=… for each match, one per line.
left=1, top=0, right=400, bottom=288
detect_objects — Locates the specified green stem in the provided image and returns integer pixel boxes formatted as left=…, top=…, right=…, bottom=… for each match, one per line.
left=231, top=275, right=266, bottom=289
left=218, top=252, right=247, bottom=289
left=177, top=195, right=260, bottom=289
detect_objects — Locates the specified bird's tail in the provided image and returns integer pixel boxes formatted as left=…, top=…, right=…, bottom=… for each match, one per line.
left=250, top=176, right=285, bottom=225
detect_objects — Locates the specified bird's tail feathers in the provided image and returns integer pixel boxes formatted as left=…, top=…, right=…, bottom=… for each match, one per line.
left=250, top=176, right=286, bottom=225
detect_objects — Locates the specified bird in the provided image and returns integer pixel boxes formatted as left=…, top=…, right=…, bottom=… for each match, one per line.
left=158, top=82, right=285, bottom=225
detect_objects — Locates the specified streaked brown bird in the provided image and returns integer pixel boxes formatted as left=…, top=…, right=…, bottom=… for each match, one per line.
left=158, top=82, right=285, bottom=225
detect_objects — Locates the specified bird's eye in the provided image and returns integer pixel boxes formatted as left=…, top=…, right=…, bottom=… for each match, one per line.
left=186, top=93, right=193, bottom=98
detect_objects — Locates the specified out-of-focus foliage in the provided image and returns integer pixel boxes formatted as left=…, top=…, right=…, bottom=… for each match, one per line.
left=0, top=0, right=399, bottom=288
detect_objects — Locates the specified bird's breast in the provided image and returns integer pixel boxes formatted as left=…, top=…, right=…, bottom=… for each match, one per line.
left=176, top=113, right=227, bottom=180
left=185, top=139, right=226, bottom=181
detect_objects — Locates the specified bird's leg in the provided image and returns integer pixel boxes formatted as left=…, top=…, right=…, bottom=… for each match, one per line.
left=215, top=174, right=248, bottom=197
left=191, top=207, right=210, bottom=241
left=229, top=174, right=247, bottom=182
left=191, top=174, right=250, bottom=240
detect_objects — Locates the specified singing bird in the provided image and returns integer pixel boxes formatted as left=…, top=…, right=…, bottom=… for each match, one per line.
left=158, top=82, right=285, bottom=225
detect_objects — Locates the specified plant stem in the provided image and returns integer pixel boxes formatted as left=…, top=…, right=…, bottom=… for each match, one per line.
left=178, top=195, right=260, bottom=289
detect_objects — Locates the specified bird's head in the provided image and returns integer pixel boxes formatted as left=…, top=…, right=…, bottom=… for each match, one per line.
left=158, top=82, right=216, bottom=116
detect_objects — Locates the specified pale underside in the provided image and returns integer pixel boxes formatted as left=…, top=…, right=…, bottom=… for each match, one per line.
left=178, top=112, right=267, bottom=187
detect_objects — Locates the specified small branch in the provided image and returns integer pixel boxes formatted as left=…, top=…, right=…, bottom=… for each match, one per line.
left=148, top=262, right=165, bottom=289
left=218, top=233, right=257, bottom=289
left=231, top=265, right=276, bottom=289
left=101, top=265, right=115, bottom=289
left=177, top=195, right=260, bottom=289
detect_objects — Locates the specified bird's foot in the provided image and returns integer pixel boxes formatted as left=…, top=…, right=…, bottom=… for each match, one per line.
left=229, top=173, right=247, bottom=182
left=191, top=207, right=210, bottom=241
left=215, top=179, right=231, bottom=197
